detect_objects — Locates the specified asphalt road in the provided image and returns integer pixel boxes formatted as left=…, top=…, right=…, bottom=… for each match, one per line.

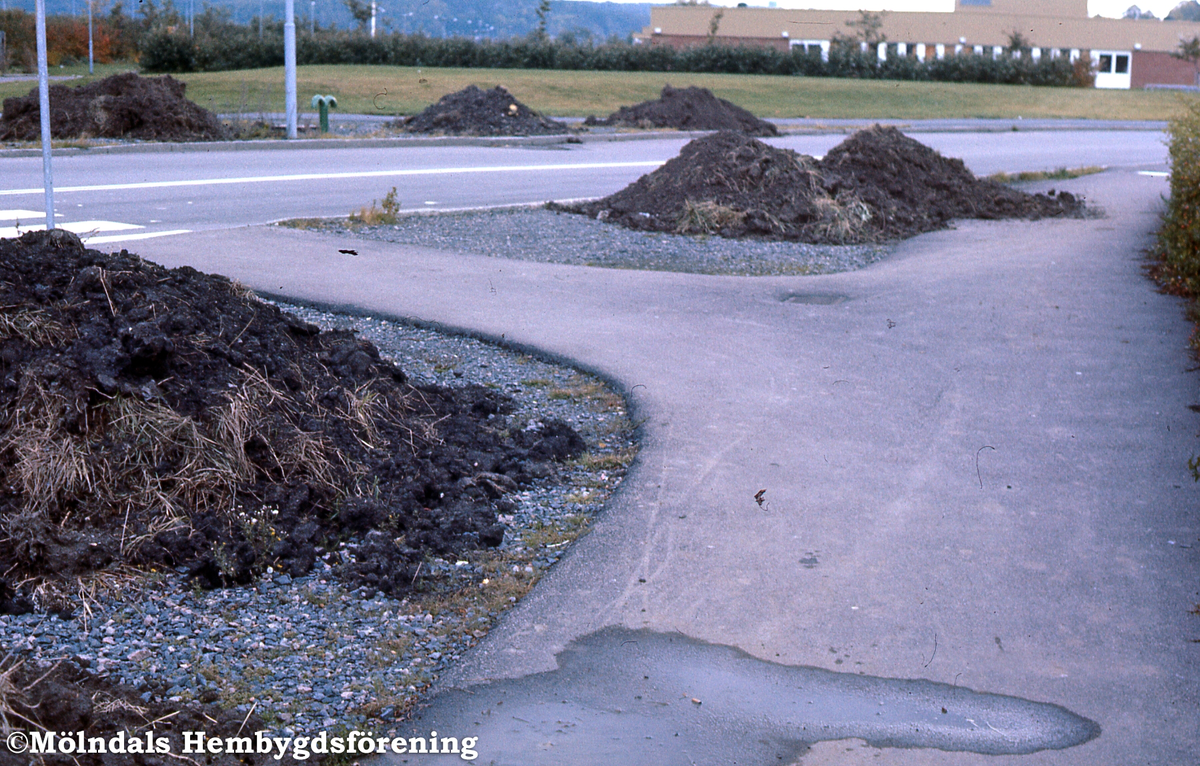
left=5, top=124, right=1192, bottom=764
left=130, top=163, right=1200, bottom=765
left=0, top=128, right=1169, bottom=241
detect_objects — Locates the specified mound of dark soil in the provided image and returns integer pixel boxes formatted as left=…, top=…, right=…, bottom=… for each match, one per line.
left=0, top=230, right=584, bottom=608
left=400, top=85, right=569, bottom=136
left=0, top=656, right=271, bottom=766
left=563, top=127, right=1081, bottom=244
left=819, top=125, right=1080, bottom=239
left=0, top=72, right=228, bottom=142
left=583, top=85, right=778, bottom=137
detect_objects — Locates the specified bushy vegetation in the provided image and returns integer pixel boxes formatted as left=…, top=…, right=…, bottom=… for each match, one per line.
left=2, top=0, right=1083, bottom=88
left=1152, top=97, right=1200, bottom=480
left=136, top=23, right=1082, bottom=86
left=1154, top=98, right=1200, bottom=308
left=0, top=6, right=139, bottom=69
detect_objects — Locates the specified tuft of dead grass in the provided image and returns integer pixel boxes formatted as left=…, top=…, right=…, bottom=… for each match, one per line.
left=676, top=199, right=746, bottom=235
left=227, top=279, right=260, bottom=303
left=0, top=654, right=40, bottom=736
left=0, top=363, right=347, bottom=574
left=987, top=165, right=1105, bottom=185
left=811, top=192, right=873, bottom=244
left=0, top=308, right=76, bottom=346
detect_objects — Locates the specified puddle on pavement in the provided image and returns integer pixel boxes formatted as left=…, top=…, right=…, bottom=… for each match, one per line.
left=384, top=628, right=1099, bottom=765
left=778, top=292, right=851, bottom=305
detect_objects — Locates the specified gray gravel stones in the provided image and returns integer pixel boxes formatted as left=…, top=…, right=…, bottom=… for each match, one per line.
left=0, top=308, right=635, bottom=737
left=299, top=207, right=892, bottom=276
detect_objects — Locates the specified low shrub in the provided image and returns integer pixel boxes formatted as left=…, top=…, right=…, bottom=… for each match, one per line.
left=1154, top=98, right=1200, bottom=303
left=1151, top=97, right=1200, bottom=479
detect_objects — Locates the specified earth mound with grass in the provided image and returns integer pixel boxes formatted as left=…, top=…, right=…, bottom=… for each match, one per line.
left=819, top=125, right=1082, bottom=240
left=0, top=655, right=271, bottom=766
left=562, top=127, right=1081, bottom=244
left=400, top=85, right=569, bottom=136
left=0, top=230, right=585, bottom=611
left=583, top=85, right=778, bottom=137
left=0, top=72, right=229, bottom=143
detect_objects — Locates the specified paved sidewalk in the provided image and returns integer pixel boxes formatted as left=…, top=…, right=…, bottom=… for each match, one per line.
left=131, top=169, right=1198, bottom=765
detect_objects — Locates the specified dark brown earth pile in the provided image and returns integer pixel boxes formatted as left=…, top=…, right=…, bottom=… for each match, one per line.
left=563, top=127, right=1081, bottom=244
left=0, top=230, right=585, bottom=610
left=819, top=125, right=1081, bottom=239
left=0, top=72, right=228, bottom=142
left=400, top=85, right=569, bottom=136
left=0, top=656, right=271, bottom=766
left=583, top=85, right=778, bottom=137
left=564, top=129, right=842, bottom=241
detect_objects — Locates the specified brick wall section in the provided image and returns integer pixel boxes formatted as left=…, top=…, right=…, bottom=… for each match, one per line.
left=1132, top=49, right=1200, bottom=88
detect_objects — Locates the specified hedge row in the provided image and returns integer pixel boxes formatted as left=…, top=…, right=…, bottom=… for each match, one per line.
left=1153, top=98, right=1200, bottom=477
left=1156, top=99, right=1200, bottom=310
left=140, top=23, right=1084, bottom=87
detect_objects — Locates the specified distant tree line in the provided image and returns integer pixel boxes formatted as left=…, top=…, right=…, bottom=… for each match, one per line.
left=0, top=4, right=142, bottom=70
left=2, top=1, right=1090, bottom=87
left=130, top=9, right=1083, bottom=87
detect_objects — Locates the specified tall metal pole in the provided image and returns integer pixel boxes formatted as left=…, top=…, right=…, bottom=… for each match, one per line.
left=370, top=0, right=375, bottom=38
left=87, top=0, right=94, bottom=74
left=284, top=0, right=297, bottom=139
left=36, top=0, right=54, bottom=231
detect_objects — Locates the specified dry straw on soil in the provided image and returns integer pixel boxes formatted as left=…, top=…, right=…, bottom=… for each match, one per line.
left=0, top=229, right=589, bottom=608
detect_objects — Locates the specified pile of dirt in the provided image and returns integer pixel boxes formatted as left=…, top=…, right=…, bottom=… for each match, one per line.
left=818, top=125, right=1081, bottom=239
left=0, top=656, right=271, bottom=766
left=0, top=230, right=585, bottom=609
left=562, top=127, right=1082, bottom=244
left=400, top=85, right=570, bottom=136
left=583, top=85, right=778, bottom=137
left=0, top=72, right=228, bottom=142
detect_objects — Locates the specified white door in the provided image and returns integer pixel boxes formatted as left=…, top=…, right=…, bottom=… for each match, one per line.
left=1092, top=50, right=1132, bottom=89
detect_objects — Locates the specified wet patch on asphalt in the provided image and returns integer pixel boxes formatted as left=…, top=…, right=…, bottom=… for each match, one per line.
left=390, top=627, right=1100, bottom=765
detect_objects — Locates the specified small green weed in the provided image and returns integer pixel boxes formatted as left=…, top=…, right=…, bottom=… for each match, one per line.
left=349, top=187, right=401, bottom=226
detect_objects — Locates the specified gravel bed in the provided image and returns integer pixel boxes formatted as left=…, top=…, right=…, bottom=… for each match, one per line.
left=298, top=207, right=893, bottom=276
left=1, top=305, right=635, bottom=739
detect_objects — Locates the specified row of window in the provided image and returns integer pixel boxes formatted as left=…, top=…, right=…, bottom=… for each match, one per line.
left=790, top=39, right=1130, bottom=74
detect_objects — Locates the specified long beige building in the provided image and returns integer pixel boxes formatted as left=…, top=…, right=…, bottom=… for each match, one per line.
left=635, top=0, right=1200, bottom=89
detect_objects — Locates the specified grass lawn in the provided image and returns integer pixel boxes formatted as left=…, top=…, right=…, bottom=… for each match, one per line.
left=0, top=63, right=1194, bottom=120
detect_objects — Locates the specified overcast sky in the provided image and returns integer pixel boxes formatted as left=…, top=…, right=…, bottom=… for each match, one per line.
left=611, top=1, right=1187, bottom=20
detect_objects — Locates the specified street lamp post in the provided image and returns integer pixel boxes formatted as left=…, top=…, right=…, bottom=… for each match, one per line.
left=285, top=0, right=297, bottom=139
left=87, top=0, right=94, bottom=74
left=35, top=0, right=54, bottom=230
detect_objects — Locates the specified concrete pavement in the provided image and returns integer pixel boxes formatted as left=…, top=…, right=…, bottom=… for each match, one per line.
left=129, top=168, right=1199, bottom=764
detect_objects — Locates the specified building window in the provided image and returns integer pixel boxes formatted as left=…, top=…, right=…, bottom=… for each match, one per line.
left=1115, top=54, right=1129, bottom=74
left=1098, top=53, right=1113, bottom=73
left=791, top=39, right=830, bottom=61
left=960, top=0, right=991, bottom=5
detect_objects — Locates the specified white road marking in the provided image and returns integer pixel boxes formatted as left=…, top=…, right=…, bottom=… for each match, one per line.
left=1138, top=171, right=1169, bottom=177
left=86, top=229, right=192, bottom=244
left=0, top=208, right=59, bottom=221
left=0, top=219, right=143, bottom=239
left=0, top=161, right=666, bottom=197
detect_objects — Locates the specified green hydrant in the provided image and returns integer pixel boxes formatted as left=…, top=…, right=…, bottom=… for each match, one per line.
left=311, top=94, right=337, bottom=134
